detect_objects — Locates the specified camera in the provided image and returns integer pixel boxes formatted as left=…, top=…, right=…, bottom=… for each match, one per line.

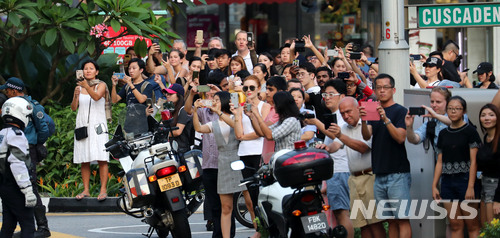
left=337, top=72, right=350, bottom=79
left=299, top=111, right=315, bottom=120
left=409, top=107, right=426, bottom=116
left=295, top=39, right=305, bottom=52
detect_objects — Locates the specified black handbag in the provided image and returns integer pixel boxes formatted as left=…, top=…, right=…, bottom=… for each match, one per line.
left=75, top=96, right=91, bottom=141
left=74, top=126, right=88, bottom=140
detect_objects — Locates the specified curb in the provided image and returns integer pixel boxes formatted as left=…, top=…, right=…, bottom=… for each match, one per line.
left=1, top=197, right=204, bottom=213
left=48, top=197, right=121, bottom=212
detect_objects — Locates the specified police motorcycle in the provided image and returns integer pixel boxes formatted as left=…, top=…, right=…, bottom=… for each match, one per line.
left=232, top=140, right=347, bottom=238
left=97, top=104, right=203, bottom=238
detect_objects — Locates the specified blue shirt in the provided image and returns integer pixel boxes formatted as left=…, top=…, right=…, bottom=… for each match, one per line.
left=20, top=95, right=50, bottom=145
left=145, top=74, right=167, bottom=101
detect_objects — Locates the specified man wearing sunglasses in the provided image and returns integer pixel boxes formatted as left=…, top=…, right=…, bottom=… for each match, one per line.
left=441, top=40, right=461, bottom=83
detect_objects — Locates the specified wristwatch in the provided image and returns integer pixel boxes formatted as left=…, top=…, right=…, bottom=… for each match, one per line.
left=384, top=118, right=392, bottom=125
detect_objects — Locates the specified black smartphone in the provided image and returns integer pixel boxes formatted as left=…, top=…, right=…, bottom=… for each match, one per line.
left=462, top=68, right=470, bottom=72
left=193, top=71, right=200, bottom=79
left=409, top=107, right=426, bottom=116
left=304, top=112, right=315, bottom=119
left=295, top=39, right=305, bottom=52
left=247, top=32, right=254, bottom=47
left=152, top=38, right=160, bottom=45
left=162, top=52, right=169, bottom=61
left=410, top=54, right=421, bottom=60
left=350, top=52, right=362, bottom=60
left=338, top=72, right=350, bottom=79
left=146, top=98, right=153, bottom=108
left=323, top=113, right=337, bottom=129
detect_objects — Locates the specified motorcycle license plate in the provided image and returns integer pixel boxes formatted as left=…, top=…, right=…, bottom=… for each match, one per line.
left=300, top=213, right=328, bottom=234
left=157, top=174, right=182, bottom=192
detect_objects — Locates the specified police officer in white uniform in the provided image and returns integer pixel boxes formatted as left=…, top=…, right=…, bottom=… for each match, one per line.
left=0, top=97, right=37, bottom=238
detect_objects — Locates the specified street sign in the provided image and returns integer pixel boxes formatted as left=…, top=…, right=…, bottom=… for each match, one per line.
left=418, top=3, right=500, bottom=28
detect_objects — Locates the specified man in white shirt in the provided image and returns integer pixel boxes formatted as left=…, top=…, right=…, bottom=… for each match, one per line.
left=306, top=80, right=353, bottom=238
left=330, top=97, right=386, bottom=238
left=297, top=62, right=320, bottom=94
left=232, top=31, right=254, bottom=74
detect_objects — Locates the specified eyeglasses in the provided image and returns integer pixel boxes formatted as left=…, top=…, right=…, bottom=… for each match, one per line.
left=375, top=85, right=393, bottom=91
left=346, top=83, right=356, bottom=88
left=243, top=85, right=257, bottom=92
left=447, top=107, right=463, bottom=112
left=321, top=92, right=340, bottom=98
left=297, top=72, right=309, bottom=78
left=308, top=56, right=318, bottom=61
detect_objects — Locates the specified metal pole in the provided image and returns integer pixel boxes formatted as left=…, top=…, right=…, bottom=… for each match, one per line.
left=296, top=0, right=302, bottom=38
left=378, top=0, right=409, bottom=104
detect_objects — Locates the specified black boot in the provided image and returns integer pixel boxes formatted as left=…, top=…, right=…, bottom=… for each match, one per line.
left=34, top=205, right=51, bottom=237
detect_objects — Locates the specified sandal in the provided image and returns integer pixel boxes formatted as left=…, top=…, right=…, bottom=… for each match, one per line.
left=97, top=193, right=108, bottom=202
left=75, top=193, right=90, bottom=201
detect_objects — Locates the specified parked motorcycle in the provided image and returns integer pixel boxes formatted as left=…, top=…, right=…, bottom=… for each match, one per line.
left=233, top=140, right=347, bottom=238
left=99, top=104, right=203, bottom=238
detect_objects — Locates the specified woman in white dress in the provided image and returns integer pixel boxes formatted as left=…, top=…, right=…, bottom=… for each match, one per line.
left=71, top=60, right=111, bottom=201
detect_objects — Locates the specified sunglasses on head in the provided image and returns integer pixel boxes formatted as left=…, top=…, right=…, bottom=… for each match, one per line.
left=243, top=85, right=257, bottom=92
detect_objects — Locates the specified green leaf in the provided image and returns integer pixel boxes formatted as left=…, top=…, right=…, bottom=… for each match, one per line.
left=122, top=7, right=149, bottom=14
left=182, top=0, right=196, bottom=7
left=134, top=38, right=147, bottom=59
left=63, top=8, right=80, bottom=19
left=80, top=2, right=89, bottom=14
left=122, top=15, right=148, bottom=29
left=97, top=53, right=119, bottom=67
left=110, top=19, right=121, bottom=32
left=65, top=0, right=72, bottom=4
left=44, top=28, right=58, bottom=47
left=60, top=29, right=75, bottom=53
left=165, top=31, right=180, bottom=39
left=121, top=18, right=141, bottom=35
left=62, top=21, right=87, bottom=31
left=13, top=2, right=38, bottom=8
left=17, top=8, right=39, bottom=22
left=87, top=41, right=95, bottom=55
left=8, top=12, right=21, bottom=27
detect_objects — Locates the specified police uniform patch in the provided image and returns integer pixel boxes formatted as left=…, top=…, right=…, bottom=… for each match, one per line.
left=36, top=111, right=44, bottom=119
left=12, top=127, right=22, bottom=135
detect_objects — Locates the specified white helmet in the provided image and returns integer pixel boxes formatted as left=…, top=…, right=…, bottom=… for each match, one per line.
left=2, top=97, right=33, bottom=129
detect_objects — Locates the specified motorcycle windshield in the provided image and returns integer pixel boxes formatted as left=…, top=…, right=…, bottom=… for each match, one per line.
left=119, top=103, right=149, bottom=140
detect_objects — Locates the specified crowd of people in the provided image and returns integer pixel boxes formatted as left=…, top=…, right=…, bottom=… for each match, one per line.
left=2, top=30, right=500, bottom=238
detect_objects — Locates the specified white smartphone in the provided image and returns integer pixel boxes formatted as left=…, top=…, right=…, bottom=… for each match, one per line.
left=230, top=92, right=239, bottom=108
left=327, top=49, right=339, bottom=57
left=196, top=30, right=203, bottom=45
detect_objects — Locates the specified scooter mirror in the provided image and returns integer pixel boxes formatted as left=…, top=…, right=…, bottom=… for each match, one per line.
left=94, top=123, right=107, bottom=135
left=171, top=140, right=178, bottom=152
left=230, top=160, right=245, bottom=171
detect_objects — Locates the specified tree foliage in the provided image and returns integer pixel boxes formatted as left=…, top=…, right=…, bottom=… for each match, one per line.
left=0, top=0, right=195, bottom=104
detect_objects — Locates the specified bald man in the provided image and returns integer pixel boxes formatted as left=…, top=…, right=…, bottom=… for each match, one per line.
left=329, top=97, right=386, bottom=238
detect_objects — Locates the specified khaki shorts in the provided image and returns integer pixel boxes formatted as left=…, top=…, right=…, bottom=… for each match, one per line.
left=348, top=173, right=384, bottom=228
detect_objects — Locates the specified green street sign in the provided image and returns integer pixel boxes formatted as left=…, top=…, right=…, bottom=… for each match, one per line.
left=418, top=3, right=500, bottom=28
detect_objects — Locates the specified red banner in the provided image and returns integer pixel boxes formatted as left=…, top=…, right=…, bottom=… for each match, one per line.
left=102, top=26, right=152, bottom=57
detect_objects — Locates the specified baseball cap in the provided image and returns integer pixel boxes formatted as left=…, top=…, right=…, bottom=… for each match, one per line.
left=162, top=83, right=184, bottom=97
left=0, top=77, right=25, bottom=91
left=473, top=62, right=493, bottom=74
left=423, top=57, right=442, bottom=67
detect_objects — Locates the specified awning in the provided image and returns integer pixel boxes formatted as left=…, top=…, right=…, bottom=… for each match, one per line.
left=194, top=0, right=296, bottom=5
